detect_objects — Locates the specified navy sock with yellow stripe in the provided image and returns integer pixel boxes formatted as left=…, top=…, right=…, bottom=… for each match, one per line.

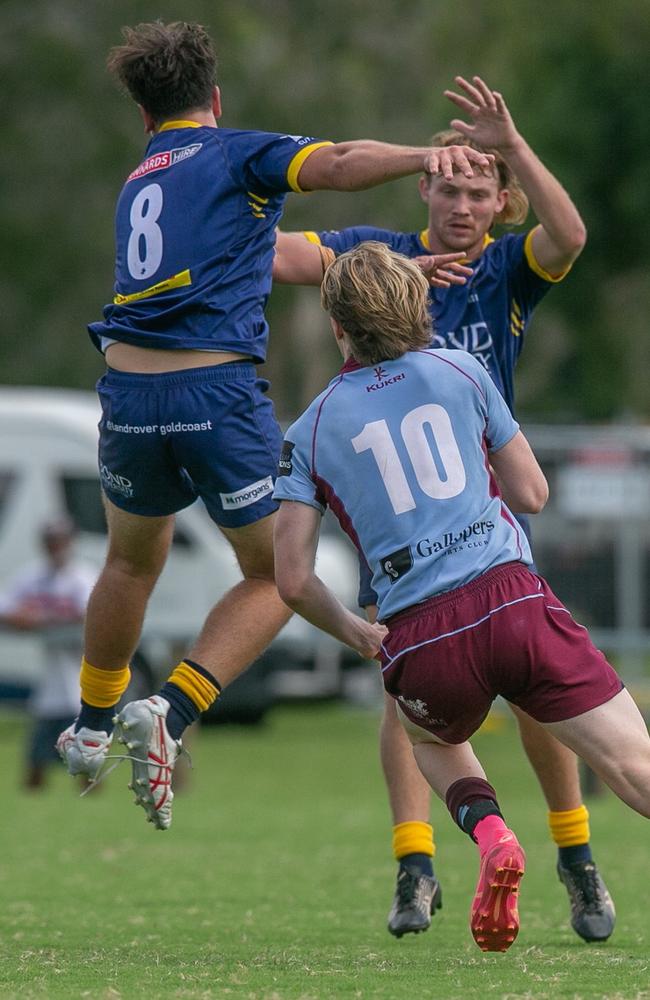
left=75, top=659, right=131, bottom=734
left=159, top=658, right=221, bottom=739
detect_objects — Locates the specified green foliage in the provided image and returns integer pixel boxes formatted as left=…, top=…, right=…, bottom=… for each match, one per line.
left=1, top=703, right=649, bottom=998
left=3, top=1, right=650, bottom=418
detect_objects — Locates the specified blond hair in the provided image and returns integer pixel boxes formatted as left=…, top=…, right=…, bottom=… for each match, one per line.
left=430, top=128, right=529, bottom=226
left=321, top=242, right=432, bottom=366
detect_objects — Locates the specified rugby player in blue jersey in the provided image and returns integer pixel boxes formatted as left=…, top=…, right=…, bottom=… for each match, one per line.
left=56, top=21, right=494, bottom=830
left=272, top=75, right=616, bottom=943
left=272, top=242, right=650, bottom=953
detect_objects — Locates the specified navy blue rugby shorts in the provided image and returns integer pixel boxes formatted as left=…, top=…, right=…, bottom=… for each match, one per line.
left=97, top=362, right=283, bottom=528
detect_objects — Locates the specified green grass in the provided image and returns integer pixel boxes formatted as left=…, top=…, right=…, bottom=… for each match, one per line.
left=1, top=702, right=649, bottom=999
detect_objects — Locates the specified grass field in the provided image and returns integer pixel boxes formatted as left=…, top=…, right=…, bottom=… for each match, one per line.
left=0, top=701, right=649, bottom=1000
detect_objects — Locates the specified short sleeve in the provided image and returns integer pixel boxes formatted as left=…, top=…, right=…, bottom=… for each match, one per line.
left=482, top=370, right=520, bottom=452
left=273, top=419, right=326, bottom=513
left=222, top=130, right=332, bottom=195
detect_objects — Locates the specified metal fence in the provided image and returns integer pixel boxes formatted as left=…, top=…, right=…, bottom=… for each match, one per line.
left=524, top=423, right=650, bottom=686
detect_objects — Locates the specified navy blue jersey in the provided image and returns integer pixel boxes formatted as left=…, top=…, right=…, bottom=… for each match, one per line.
left=90, top=124, right=331, bottom=360
left=274, top=350, right=531, bottom=619
left=303, top=226, right=567, bottom=415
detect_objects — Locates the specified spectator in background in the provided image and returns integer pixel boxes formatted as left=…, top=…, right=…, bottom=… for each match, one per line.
left=0, top=519, right=96, bottom=789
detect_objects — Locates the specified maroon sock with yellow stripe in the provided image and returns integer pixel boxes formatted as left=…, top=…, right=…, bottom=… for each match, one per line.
left=159, top=659, right=221, bottom=739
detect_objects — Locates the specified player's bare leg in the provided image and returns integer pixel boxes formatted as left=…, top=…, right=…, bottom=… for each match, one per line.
left=114, top=510, right=292, bottom=828
left=405, top=717, right=524, bottom=954
left=511, top=703, right=616, bottom=941
left=189, top=512, right=292, bottom=686
left=85, top=500, right=174, bottom=670
left=374, top=593, right=440, bottom=938
left=544, top=689, right=650, bottom=817
left=58, top=501, right=173, bottom=780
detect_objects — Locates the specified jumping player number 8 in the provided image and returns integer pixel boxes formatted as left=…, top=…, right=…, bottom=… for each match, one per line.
left=127, top=183, right=164, bottom=280
left=351, top=403, right=466, bottom=515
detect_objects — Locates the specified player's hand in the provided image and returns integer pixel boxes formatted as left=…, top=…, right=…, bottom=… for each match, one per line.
left=353, top=621, right=389, bottom=660
left=426, top=144, right=495, bottom=180
left=413, top=253, right=472, bottom=287
left=444, top=76, right=520, bottom=153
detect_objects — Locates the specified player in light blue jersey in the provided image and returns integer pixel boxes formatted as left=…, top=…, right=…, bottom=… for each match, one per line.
left=272, top=77, right=615, bottom=945
left=56, top=21, right=494, bottom=830
left=273, top=243, right=650, bottom=953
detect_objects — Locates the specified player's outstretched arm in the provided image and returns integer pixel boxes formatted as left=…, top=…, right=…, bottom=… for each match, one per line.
left=274, top=500, right=387, bottom=658
left=297, top=140, right=494, bottom=193
left=445, top=75, right=586, bottom=275
left=272, top=231, right=472, bottom=288
left=490, top=431, right=549, bottom=514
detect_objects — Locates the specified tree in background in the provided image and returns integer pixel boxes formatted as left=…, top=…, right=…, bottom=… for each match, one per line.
left=2, top=0, right=649, bottom=420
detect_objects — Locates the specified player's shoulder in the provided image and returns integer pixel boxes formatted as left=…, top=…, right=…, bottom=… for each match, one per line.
left=482, top=230, right=528, bottom=266
left=417, top=348, right=489, bottom=388
left=317, top=226, right=422, bottom=257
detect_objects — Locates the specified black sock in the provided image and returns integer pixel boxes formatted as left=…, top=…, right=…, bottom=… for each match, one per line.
left=75, top=701, right=116, bottom=735
left=399, top=852, right=434, bottom=877
left=559, top=843, right=593, bottom=867
left=158, top=682, right=200, bottom=740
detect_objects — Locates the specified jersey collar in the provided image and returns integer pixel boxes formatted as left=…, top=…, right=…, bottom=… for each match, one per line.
left=419, top=229, right=494, bottom=259
left=339, top=356, right=363, bottom=373
left=158, top=120, right=204, bottom=132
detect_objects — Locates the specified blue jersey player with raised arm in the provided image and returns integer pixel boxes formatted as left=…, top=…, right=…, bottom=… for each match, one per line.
left=56, top=21, right=493, bottom=830
left=272, top=242, right=650, bottom=954
left=272, top=76, right=616, bottom=943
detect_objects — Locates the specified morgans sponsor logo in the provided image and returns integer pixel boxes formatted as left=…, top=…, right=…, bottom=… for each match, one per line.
left=366, top=365, right=406, bottom=393
left=219, top=476, right=274, bottom=510
left=127, top=144, right=203, bottom=182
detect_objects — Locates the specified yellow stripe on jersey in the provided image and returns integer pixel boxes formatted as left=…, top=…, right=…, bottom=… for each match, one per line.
left=524, top=226, right=571, bottom=282
left=302, top=231, right=323, bottom=245
left=248, top=191, right=270, bottom=205
left=113, top=269, right=192, bottom=306
left=287, top=141, right=334, bottom=193
left=158, top=120, right=203, bottom=132
left=510, top=301, right=524, bottom=336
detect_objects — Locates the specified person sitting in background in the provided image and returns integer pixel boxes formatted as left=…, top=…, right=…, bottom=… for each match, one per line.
left=0, top=519, right=96, bottom=789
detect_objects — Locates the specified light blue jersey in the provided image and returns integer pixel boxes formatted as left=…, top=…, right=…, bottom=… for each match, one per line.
left=273, top=349, right=532, bottom=619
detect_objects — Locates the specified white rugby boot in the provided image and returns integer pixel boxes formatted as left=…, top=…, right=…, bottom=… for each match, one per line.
left=56, top=724, right=113, bottom=779
left=113, top=695, right=181, bottom=830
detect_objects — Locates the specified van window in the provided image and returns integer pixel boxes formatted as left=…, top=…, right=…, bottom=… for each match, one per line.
left=59, top=475, right=192, bottom=547
left=0, top=470, right=16, bottom=528
left=61, top=476, right=106, bottom=534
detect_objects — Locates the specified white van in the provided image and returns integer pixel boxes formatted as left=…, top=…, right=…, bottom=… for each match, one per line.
left=0, top=387, right=361, bottom=710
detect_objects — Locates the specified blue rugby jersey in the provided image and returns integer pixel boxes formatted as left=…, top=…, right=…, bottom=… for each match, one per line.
left=302, top=226, right=567, bottom=415
left=89, top=124, right=331, bottom=360
left=273, top=349, right=532, bottom=619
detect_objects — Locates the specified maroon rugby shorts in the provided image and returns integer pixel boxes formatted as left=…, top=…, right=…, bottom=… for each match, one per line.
left=380, top=561, right=623, bottom=744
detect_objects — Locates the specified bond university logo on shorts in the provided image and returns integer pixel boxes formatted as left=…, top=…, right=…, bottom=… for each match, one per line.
left=220, top=476, right=274, bottom=510
left=277, top=441, right=295, bottom=477
left=99, top=464, right=134, bottom=499
left=127, top=144, right=203, bottom=183
left=380, top=545, right=413, bottom=584
left=366, top=365, right=406, bottom=393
